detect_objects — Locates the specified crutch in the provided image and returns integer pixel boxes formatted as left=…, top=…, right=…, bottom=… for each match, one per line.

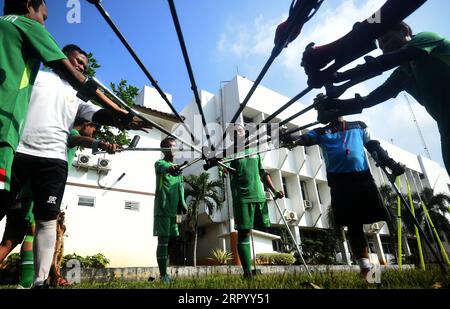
left=371, top=152, right=447, bottom=272
left=268, top=190, right=311, bottom=277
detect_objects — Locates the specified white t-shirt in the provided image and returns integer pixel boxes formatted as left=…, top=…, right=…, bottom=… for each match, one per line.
left=17, top=71, right=100, bottom=161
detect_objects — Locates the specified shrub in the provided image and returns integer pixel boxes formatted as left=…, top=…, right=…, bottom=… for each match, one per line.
left=208, top=248, right=233, bottom=265
left=85, top=253, right=110, bottom=268
left=256, top=253, right=295, bottom=265
left=62, top=253, right=87, bottom=267
left=62, top=253, right=110, bottom=268
left=301, top=235, right=338, bottom=265
left=0, top=253, right=20, bottom=270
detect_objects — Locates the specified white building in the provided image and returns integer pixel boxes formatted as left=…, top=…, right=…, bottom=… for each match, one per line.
left=179, top=75, right=450, bottom=266
left=1, top=76, right=448, bottom=267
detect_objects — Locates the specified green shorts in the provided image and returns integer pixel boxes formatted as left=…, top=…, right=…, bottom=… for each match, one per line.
left=0, top=144, right=15, bottom=192
left=233, top=202, right=271, bottom=230
left=153, top=216, right=179, bottom=237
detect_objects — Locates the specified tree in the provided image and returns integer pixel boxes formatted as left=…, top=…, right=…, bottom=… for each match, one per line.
left=184, top=172, right=223, bottom=266
left=111, top=79, right=139, bottom=107
left=419, top=188, right=450, bottom=242
left=85, top=54, right=138, bottom=146
left=86, top=52, right=101, bottom=78
left=380, top=184, right=450, bottom=263
left=379, top=184, right=401, bottom=263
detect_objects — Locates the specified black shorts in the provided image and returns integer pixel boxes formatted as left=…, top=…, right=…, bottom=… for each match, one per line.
left=10, top=153, right=68, bottom=221
left=328, top=170, right=389, bottom=227
left=1, top=207, right=29, bottom=243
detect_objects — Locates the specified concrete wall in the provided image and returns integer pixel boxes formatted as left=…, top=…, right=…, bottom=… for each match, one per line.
left=62, top=128, right=164, bottom=267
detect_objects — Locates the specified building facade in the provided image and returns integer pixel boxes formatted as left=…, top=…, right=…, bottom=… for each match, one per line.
left=1, top=76, right=448, bottom=267
left=179, top=75, right=450, bottom=266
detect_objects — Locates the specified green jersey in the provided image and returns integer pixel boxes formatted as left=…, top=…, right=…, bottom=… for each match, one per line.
left=154, top=159, right=187, bottom=217
left=0, top=15, right=66, bottom=149
left=229, top=148, right=266, bottom=204
left=383, top=32, right=450, bottom=137
left=66, top=129, right=80, bottom=168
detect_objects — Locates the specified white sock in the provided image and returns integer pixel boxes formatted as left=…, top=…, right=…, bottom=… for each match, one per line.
left=356, top=258, right=372, bottom=269
left=33, top=220, right=57, bottom=286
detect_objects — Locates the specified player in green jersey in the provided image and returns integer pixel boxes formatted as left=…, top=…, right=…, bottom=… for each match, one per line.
left=0, top=0, right=132, bottom=217
left=154, top=137, right=187, bottom=283
left=317, top=22, right=450, bottom=173
left=0, top=118, right=117, bottom=288
left=228, top=124, right=284, bottom=278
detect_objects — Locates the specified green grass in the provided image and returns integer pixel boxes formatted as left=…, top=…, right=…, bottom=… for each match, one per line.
left=60, top=269, right=450, bottom=289
left=1, top=269, right=448, bottom=289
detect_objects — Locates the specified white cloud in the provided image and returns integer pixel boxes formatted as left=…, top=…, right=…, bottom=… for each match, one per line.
left=216, top=13, right=286, bottom=58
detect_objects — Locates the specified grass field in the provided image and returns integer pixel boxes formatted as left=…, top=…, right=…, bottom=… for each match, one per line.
left=1, top=269, right=448, bottom=289
left=24, top=269, right=450, bottom=289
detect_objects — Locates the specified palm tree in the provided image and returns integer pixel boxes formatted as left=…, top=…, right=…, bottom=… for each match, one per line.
left=380, top=184, right=450, bottom=262
left=379, top=184, right=402, bottom=264
left=418, top=188, right=450, bottom=243
left=184, top=172, right=223, bottom=267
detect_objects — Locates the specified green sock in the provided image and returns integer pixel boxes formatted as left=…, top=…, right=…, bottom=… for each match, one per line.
left=19, top=237, right=34, bottom=288
left=237, top=235, right=252, bottom=273
left=157, top=237, right=169, bottom=277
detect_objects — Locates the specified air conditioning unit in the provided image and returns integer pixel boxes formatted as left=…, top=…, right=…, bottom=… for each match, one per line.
left=303, top=200, right=313, bottom=210
left=284, top=210, right=298, bottom=222
left=365, top=222, right=385, bottom=234
left=97, top=158, right=112, bottom=172
left=76, top=154, right=93, bottom=168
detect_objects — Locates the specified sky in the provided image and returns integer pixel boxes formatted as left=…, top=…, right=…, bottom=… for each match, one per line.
left=2, top=0, right=449, bottom=168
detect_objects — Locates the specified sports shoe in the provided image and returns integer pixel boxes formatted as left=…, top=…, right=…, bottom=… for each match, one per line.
left=243, top=271, right=253, bottom=280
left=160, top=274, right=171, bottom=284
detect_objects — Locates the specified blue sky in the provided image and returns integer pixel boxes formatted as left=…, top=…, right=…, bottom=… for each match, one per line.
left=2, top=0, right=449, bottom=167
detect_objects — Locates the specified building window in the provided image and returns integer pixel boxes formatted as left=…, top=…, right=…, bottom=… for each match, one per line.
left=78, top=196, right=95, bottom=207
left=300, top=181, right=309, bottom=200
left=304, top=145, right=311, bottom=156
left=381, top=240, right=394, bottom=255
left=316, top=183, right=322, bottom=204
left=282, top=177, right=289, bottom=199
left=243, top=116, right=253, bottom=124
left=125, top=201, right=140, bottom=211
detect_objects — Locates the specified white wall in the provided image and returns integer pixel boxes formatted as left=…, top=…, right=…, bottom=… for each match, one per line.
left=135, top=86, right=173, bottom=114
left=62, top=128, right=164, bottom=267
left=419, top=156, right=450, bottom=195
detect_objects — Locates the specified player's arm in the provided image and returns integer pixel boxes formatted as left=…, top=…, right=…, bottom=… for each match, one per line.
left=48, top=59, right=127, bottom=117
left=68, top=135, right=119, bottom=154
